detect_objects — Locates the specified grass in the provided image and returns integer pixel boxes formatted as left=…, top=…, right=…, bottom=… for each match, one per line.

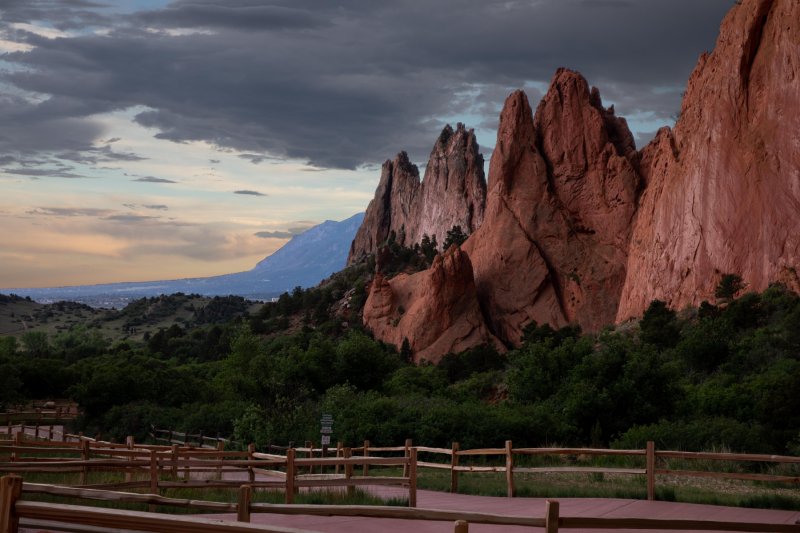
left=12, top=469, right=408, bottom=515
left=367, top=462, right=800, bottom=511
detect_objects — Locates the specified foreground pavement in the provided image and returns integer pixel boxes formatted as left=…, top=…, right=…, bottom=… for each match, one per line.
left=204, top=488, right=800, bottom=532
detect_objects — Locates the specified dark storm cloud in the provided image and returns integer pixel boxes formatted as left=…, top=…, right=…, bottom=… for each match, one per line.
left=0, top=0, right=736, bottom=169
left=3, top=167, right=88, bottom=179
left=136, top=2, right=325, bottom=31
left=132, top=176, right=177, bottom=183
left=233, top=190, right=267, bottom=196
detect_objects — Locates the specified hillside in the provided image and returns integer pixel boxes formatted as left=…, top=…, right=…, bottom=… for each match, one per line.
left=0, top=292, right=259, bottom=341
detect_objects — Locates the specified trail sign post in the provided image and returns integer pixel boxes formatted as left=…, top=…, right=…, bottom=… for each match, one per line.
left=320, top=414, right=333, bottom=460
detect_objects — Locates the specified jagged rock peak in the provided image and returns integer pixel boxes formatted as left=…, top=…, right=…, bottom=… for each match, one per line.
left=348, top=122, right=486, bottom=264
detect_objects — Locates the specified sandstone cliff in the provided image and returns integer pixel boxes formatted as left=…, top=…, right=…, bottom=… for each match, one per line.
left=617, top=0, right=800, bottom=320
left=348, top=124, right=486, bottom=264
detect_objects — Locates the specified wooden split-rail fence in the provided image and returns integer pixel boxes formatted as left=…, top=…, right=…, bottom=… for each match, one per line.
left=2, top=431, right=800, bottom=533
left=0, top=432, right=419, bottom=507
left=1, top=400, right=79, bottom=428
left=273, top=438, right=800, bottom=501
left=2, top=474, right=800, bottom=533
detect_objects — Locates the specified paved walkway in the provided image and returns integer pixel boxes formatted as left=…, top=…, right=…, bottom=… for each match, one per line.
left=204, top=489, right=800, bottom=532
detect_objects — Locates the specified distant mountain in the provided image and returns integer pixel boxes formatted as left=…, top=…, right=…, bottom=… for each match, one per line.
left=1, top=212, right=365, bottom=308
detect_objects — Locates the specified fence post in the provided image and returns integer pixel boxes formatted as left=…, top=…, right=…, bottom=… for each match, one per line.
left=408, top=447, right=417, bottom=508
left=335, top=441, right=343, bottom=475
left=47, top=425, right=53, bottom=441
left=11, top=432, right=21, bottom=462
left=646, top=440, right=656, bottom=501
left=305, top=441, right=313, bottom=475
left=80, top=438, right=91, bottom=486
left=237, top=484, right=252, bottom=523
left=247, top=443, right=256, bottom=483
left=453, top=520, right=469, bottom=533
left=0, top=475, right=23, bottom=533
left=171, top=444, right=179, bottom=481
left=450, top=442, right=460, bottom=493
left=216, top=441, right=225, bottom=480
left=403, top=438, right=412, bottom=478
left=149, top=449, right=158, bottom=512
left=344, top=447, right=354, bottom=497
left=545, top=500, right=560, bottom=533
left=285, top=448, right=296, bottom=504
left=362, top=439, right=370, bottom=476
left=125, top=436, right=134, bottom=483
left=505, top=439, right=515, bottom=497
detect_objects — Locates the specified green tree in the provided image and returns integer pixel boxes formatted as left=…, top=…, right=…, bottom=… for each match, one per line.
left=715, top=273, right=746, bottom=300
left=21, top=331, right=50, bottom=358
left=639, top=300, right=680, bottom=349
left=419, top=234, right=438, bottom=262
left=442, top=225, right=468, bottom=250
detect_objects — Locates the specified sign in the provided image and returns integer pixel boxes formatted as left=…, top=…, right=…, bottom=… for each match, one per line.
left=320, top=413, right=334, bottom=438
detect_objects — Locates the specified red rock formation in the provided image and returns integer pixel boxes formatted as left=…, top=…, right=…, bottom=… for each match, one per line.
left=363, top=0, right=800, bottom=358
left=347, top=151, right=420, bottom=264
left=362, top=245, right=501, bottom=363
left=464, top=69, right=640, bottom=344
left=617, top=0, right=800, bottom=320
left=348, top=124, right=486, bottom=264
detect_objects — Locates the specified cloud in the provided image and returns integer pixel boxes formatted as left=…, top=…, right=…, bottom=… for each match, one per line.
left=143, top=204, right=169, bottom=211
left=27, top=207, right=111, bottom=217
left=103, top=214, right=159, bottom=222
left=0, top=0, right=735, bottom=170
left=133, top=176, right=177, bottom=183
left=254, top=230, right=294, bottom=239
left=234, top=189, right=267, bottom=196
left=3, top=167, right=89, bottom=179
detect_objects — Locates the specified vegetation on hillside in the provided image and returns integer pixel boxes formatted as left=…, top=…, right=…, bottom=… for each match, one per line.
left=1, top=280, right=799, bottom=458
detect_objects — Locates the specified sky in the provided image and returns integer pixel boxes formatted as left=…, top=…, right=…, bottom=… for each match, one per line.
left=0, top=0, right=736, bottom=289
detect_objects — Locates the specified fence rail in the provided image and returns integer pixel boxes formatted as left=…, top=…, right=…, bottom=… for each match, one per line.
left=2, top=475, right=799, bottom=533
left=0, top=432, right=418, bottom=506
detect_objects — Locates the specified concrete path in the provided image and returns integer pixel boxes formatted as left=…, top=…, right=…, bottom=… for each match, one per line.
left=204, top=489, right=800, bottom=532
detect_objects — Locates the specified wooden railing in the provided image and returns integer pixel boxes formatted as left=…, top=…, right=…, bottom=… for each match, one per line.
left=150, top=426, right=241, bottom=449
left=4, top=432, right=800, bottom=504
left=0, top=433, right=418, bottom=506
left=1, top=403, right=79, bottom=427
left=2, top=475, right=799, bottom=533
left=281, top=438, right=800, bottom=501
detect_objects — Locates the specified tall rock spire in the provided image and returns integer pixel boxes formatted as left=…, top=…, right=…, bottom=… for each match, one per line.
left=347, top=124, right=486, bottom=264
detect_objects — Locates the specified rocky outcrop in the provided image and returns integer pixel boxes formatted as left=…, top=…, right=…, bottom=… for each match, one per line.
left=362, top=0, right=800, bottom=358
left=463, top=69, right=640, bottom=343
left=365, top=70, right=640, bottom=353
left=348, top=124, right=486, bottom=264
left=362, top=245, right=501, bottom=363
left=617, top=0, right=800, bottom=320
